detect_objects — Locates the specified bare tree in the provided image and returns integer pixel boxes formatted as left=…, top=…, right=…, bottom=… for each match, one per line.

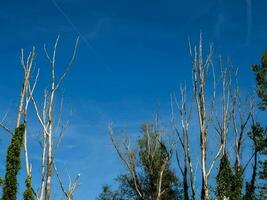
left=190, top=33, right=223, bottom=200
left=30, top=36, right=79, bottom=200
left=215, top=62, right=232, bottom=156
left=54, top=161, right=80, bottom=200
left=232, top=73, right=254, bottom=172
left=171, top=85, right=195, bottom=200
left=0, top=46, right=37, bottom=182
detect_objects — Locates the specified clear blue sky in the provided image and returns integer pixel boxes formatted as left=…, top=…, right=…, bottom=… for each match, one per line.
left=0, top=0, right=266, bottom=199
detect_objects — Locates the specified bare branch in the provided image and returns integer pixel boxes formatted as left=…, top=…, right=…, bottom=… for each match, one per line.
left=54, top=37, right=79, bottom=91
left=108, top=124, right=144, bottom=199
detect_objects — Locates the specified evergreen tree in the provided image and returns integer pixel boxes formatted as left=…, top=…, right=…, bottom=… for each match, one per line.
left=252, top=51, right=267, bottom=110
left=251, top=51, right=267, bottom=199
left=258, top=154, right=267, bottom=200
left=2, top=124, right=25, bottom=200
left=255, top=127, right=267, bottom=200
left=244, top=123, right=267, bottom=200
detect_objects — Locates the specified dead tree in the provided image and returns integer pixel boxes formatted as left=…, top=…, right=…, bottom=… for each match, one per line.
left=0, top=46, right=37, bottom=184
left=54, top=161, right=80, bottom=200
left=171, top=85, right=195, bottom=200
left=30, top=36, right=79, bottom=200
left=215, top=62, right=232, bottom=156
left=231, top=71, right=254, bottom=173
left=190, top=33, right=223, bottom=200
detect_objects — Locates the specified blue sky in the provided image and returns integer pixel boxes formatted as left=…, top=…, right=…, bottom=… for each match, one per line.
left=0, top=0, right=266, bottom=199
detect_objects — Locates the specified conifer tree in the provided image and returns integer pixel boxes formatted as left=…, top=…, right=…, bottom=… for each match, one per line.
left=252, top=51, right=267, bottom=110
left=251, top=51, right=267, bottom=199
left=244, top=123, right=267, bottom=200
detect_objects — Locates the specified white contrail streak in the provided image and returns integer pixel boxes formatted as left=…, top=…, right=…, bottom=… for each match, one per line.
left=51, top=0, right=113, bottom=73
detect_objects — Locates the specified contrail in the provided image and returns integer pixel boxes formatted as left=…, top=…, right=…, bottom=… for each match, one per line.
left=51, top=0, right=113, bottom=73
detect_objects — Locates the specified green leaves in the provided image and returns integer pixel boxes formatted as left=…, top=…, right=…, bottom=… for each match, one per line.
left=216, top=154, right=234, bottom=200
left=252, top=51, right=267, bottom=110
left=23, top=175, right=35, bottom=200
left=2, top=124, right=25, bottom=200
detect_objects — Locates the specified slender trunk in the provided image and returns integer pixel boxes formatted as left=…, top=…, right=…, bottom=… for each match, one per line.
left=201, top=177, right=209, bottom=200
left=248, top=150, right=258, bottom=197
left=39, top=129, right=47, bottom=200
left=201, top=130, right=209, bottom=200
left=45, top=91, right=54, bottom=200
left=183, top=165, right=189, bottom=200
left=183, top=128, right=189, bottom=200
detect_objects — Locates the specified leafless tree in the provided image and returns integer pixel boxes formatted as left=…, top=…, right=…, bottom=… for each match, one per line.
left=54, top=161, right=80, bottom=200
left=0, top=46, right=37, bottom=182
left=30, top=36, right=79, bottom=200
left=231, top=71, right=254, bottom=173
left=215, top=61, right=232, bottom=156
left=190, top=33, right=223, bottom=200
left=171, top=85, right=195, bottom=200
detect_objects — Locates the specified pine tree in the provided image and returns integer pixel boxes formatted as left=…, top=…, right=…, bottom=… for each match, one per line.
left=256, top=127, right=267, bottom=200
left=252, top=51, right=267, bottom=110
left=251, top=51, right=267, bottom=199
left=244, top=123, right=267, bottom=200
left=2, top=124, right=25, bottom=200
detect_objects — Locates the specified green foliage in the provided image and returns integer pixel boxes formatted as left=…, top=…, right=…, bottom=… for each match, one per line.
left=252, top=51, right=267, bottom=110
left=243, top=123, right=267, bottom=200
left=137, top=124, right=181, bottom=200
left=248, top=123, right=267, bottom=153
left=258, top=157, right=267, bottom=200
left=215, top=153, right=243, bottom=200
left=2, top=124, right=25, bottom=200
left=231, top=167, right=243, bottom=200
left=97, top=185, right=121, bottom=200
left=216, top=153, right=243, bottom=200
left=23, top=175, right=35, bottom=200
left=216, top=154, right=233, bottom=200
left=256, top=125, right=267, bottom=200
left=101, top=123, right=182, bottom=200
